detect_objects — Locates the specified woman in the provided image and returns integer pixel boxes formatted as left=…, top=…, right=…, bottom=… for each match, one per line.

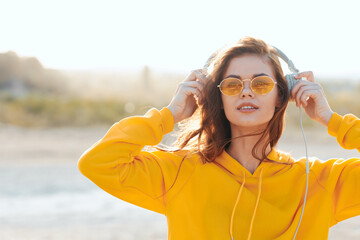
left=78, top=37, right=360, bottom=239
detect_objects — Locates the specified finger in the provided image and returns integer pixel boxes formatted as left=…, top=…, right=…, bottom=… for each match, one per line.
left=301, top=92, right=311, bottom=107
left=184, top=86, right=202, bottom=101
left=199, top=68, right=207, bottom=74
left=179, top=82, right=204, bottom=100
left=294, top=71, right=315, bottom=82
left=193, top=91, right=204, bottom=105
left=296, top=87, right=310, bottom=107
left=295, top=84, right=313, bottom=107
left=291, top=79, right=320, bottom=100
left=299, top=89, right=317, bottom=107
left=184, top=70, right=198, bottom=82
left=183, top=70, right=207, bottom=87
left=193, top=69, right=209, bottom=85
left=180, top=80, right=204, bottom=93
left=291, top=80, right=309, bottom=99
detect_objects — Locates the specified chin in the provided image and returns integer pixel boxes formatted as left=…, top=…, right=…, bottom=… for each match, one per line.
left=230, top=120, right=269, bottom=131
left=229, top=115, right=273, bottom=129
left=225, top=110, right=274, bottom=129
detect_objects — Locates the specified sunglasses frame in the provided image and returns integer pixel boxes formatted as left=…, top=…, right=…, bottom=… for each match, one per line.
left=217, top=76, right=278, bottom=96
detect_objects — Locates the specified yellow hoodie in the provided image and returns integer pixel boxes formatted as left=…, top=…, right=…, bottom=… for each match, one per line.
left=78, top=107, right=360, bottom=240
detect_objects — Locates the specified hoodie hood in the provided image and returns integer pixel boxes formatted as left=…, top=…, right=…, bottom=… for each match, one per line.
left=214, top=148, right=295, bottom=240
left=215, top=148, right=294, bottom=178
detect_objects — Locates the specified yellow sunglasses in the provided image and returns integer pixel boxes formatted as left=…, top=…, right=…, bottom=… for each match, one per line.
left=217, top=76, right=277, bottom=96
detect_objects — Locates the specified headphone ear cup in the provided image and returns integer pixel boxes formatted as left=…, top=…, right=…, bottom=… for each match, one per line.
left=285, top=73, right=297, bottom=97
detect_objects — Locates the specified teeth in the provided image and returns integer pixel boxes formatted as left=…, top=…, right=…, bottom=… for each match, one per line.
left=239, top=106, right=255, bottom=109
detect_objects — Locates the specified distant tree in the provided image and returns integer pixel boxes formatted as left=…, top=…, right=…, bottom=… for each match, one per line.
left=0, top=51, right=68, bottom=96
left=141, top=65, right=152, bottom=90
left=0, top=51, right=21, bottom=83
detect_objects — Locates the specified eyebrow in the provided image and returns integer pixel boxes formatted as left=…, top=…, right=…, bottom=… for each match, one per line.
left=224, top=73, right=269, bottom=79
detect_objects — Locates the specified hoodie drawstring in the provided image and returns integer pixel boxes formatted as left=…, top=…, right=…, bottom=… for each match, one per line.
left=230, top=171, right=246, bottom=240
left=230, top=168, right=264, bottom=240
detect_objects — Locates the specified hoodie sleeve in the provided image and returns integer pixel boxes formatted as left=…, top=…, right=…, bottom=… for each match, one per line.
left=319, top=112, right=360, bottom=224
left=78, top=107, right=186, bottom=215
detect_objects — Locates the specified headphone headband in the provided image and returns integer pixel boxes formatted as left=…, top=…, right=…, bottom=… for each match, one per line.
left=272, top=46, right=299, bottom=74
left=203, top=45, right=299, bottom=74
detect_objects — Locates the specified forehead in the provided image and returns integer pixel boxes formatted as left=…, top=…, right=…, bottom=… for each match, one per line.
left=224, top=54, right=274, bottom=78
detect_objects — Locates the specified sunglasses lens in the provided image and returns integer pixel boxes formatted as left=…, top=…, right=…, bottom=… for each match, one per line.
left=220, top=78, right=242, bottom=96
left=252, top=76, right=275, bottom=94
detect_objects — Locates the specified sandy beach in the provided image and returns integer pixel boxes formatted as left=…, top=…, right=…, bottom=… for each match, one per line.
left=0, top=124, right=359, bottom=239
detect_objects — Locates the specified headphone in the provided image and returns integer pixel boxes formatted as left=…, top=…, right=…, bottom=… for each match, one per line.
left=272, top=46, right=300, bottom=96
left=204, top=45, right=309, bottom=240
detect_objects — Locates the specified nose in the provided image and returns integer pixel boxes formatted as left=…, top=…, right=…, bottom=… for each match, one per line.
left=240, top=79, right=254, bottom=98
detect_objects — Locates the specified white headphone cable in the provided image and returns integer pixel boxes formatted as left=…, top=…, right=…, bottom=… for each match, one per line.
left=292, top=106, right=310, bottom=240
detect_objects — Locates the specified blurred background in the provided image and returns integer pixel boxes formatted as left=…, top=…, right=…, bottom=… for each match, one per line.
left=0, top=0, right=359, bottom=239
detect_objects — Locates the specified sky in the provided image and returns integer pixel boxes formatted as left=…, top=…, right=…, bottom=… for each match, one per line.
left=1, top=0, right=360, bottom=80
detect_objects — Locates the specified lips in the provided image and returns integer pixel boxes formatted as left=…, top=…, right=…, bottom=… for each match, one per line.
left=237, top=102, right=259, bottom=110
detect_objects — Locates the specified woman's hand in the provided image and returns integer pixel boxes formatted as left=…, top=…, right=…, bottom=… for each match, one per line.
left=166, top=69, right=208, bottom=125
left=291, top=71, right=334, bottom=127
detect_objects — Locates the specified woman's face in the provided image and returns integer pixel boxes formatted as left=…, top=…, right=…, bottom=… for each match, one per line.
left=221, top=54, right=280, bottom=133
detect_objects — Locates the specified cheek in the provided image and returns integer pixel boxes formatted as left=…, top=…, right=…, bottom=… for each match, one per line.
left=221, top=95, right=233, bottom=111
left=267, top=87, right=280, bottom=108
left=221, top=96, right=238, bottom=120
left=263, top=93, right=279, bottom=118
left=265, top=94, right=278, bottom=110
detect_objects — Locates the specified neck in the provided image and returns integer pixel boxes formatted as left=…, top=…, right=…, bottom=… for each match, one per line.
left=226, top=126, right=271, bottom=173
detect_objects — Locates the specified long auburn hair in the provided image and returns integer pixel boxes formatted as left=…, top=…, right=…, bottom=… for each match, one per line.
left=153, top=36, right=292, bottom=199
